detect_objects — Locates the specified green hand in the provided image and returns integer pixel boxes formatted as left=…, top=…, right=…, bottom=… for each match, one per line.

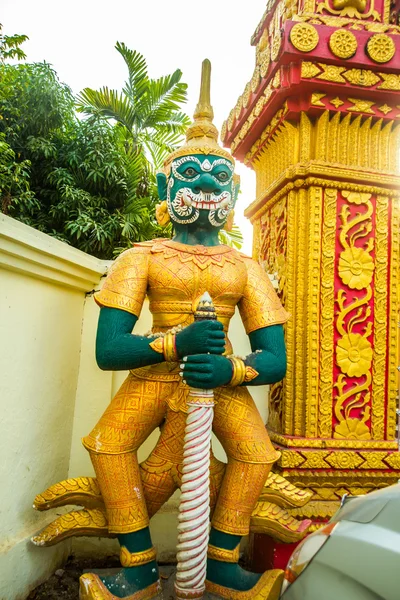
left=180, top=354, right=233, bottom=389
left=175, top=320, right=225, bottom=358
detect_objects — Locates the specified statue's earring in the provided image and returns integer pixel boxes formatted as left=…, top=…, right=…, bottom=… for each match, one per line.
left=223, top=210, right=235, bottom=232
left=156, top=201, right=171, bottom=226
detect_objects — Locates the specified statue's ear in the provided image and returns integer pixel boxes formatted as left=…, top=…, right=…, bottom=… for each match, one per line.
left=157, top=172, right=168, bottom=201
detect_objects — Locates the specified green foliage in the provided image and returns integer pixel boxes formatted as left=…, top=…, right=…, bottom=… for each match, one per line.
left=0, top=33, right=191, bottom=258
left=0, top=23, right=28, bottom=63
left=218, top=224, right=244, bottom=249
left=0, top=28, right=242, bottom=256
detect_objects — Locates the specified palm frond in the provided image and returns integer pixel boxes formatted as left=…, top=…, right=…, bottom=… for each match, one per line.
left=115, top=42, right=149, bottom=102
left=218, top=224, right=243, bottom=249
left=76, top=87, right=137, bottom=132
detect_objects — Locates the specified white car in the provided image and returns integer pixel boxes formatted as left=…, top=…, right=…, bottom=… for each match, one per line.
left=280, top=483, right=400, bottom=600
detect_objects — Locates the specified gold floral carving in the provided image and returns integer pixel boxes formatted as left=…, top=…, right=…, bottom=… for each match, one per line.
left=333, top=191, right=374, bottom=440
left=359, top=452, right=388, bottom=469
left=251, top=66, right=261, bottom=93
left=283, top=191, right=297, bottom=435
left=334, top=418, right=371, bottom=439
left=242, top=82, right=252, bottom=109
left=343, top=69, right=380, bottom=86
left=301, top=61, right=321, bottom=78
left=294, top=188, right=307, bottom=436
left=372, top=196, right=388, bottom=440
left=367, top=34, right=396, bottom=63
left=269, top=430, right=397, bottom=449
left=279, top=450, right=306, bottom=468
left=329, top=29, right=358, bottom=58
left=347, top=98, right=375, bottom=113
left=306, top=187, right=323, bottom=438
left=385, top=453, right=400, bottom=469
left=317, top=64, right=347, bottom=83
left=387, top=189, right=399, bottom=439
left=330, top=97, right=345, bottom=108
left=325, top=451, right=364, bottom=469
left=311, top=93, right=326, bottom=106
left=316, top=0, right=380, bottom=20
left=378, top=73, right=400, bottom=90
left=271, top=30, right=282, bottom=61
left=336, top=334, right=373, bottom=376
left=378, top=104, right=392, bottom=115
left=290, top=23, right=319, bottom=52
left=319, top=188, right=337, bottom=438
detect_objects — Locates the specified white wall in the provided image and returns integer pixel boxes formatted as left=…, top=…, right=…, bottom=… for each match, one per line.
left=0, top=215, right=106, bottom=599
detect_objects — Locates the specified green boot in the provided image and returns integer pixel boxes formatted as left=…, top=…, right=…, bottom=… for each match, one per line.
left=79, top=528, right=160, bottom=600
left=205, top=528, right=283, bottom=600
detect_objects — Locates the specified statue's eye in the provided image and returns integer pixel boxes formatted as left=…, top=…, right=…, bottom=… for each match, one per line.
left=217, top=172, right=229, bottom=181
left=183, top=167, right=197, bottom=178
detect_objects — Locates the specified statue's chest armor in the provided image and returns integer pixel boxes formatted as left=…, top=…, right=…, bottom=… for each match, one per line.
left=146, top=248, right=247, bottom=330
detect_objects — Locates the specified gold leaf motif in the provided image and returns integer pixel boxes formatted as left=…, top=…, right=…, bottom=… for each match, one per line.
left=242, top=82, right=252, bottom=109
left=385, top=453, right=400, bottom=469
left=325, top=452, right=364, bottom=469
left=359, top=452, right=388, bottom=469
left=290, top=23, right=319, bottom=53
left=347, top=98, right=375, bottom=113
left=227, top=108, right=235, bottom=131
left=301, top=61, right=321, bottom=78
left=378, top=73, right=400, bottom=90
left=366, top=34, right=396, bottom=63
left=343, top=69, right=380, bottom=86
left=300, top=451, right=331, bottom=469
left=378, top=104, right=393, bottom=115
left=271, top=30, right=282, bottom=61
left=342, top=191, right=372, bottom=204
left=336, top=333, right=373, bottom=376
left=330, top=96, right=345, bottom=108
left=272, top=70, right=281, bottom=89
left=317, top=64, right=347, bottom=83
left=251, top=66, right=261, bottom=93
left=278, top=450, right=305, bottom=468
left=220, top=120, right=227, bottom=142
left=235, top=97, right=243, bottom=121
left=334, top=418, right=371, bottom=440
left=329, top=29, right=358, bottom=59
left=311, top=93, right=326, bottom=107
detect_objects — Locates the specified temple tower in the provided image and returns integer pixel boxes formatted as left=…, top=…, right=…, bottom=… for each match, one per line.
left=223, top=0, right=400, bottom=525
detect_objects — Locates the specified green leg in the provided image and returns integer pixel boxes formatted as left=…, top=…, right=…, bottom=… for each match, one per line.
left=100, top=527, right=159, bottom=598
left=206, top=528, right=261, bottom=591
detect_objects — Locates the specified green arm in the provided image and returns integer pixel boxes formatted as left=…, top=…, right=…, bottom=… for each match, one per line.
left=245, top=324, right=287, bottom=385
left=177, top=324, right=287, bottom=389
left=95, top=306, right=226, bottom=371
left=96, top=307, right=163, bottom=371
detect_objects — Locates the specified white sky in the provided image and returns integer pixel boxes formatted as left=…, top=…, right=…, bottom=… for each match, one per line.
left=2, top=0, right=267, bottom=254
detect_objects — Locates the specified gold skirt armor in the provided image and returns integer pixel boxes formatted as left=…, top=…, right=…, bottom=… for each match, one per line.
left=83, top=369, right=280, bottom=536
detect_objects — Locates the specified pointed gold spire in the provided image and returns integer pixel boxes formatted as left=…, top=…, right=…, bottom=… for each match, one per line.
left=163, top=59, right=234, bottom=174
left=193, top=59, right=214, bottom=122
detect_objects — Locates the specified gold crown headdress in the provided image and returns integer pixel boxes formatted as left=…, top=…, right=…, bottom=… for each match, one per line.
left=162, top=59, right=235, bottom=176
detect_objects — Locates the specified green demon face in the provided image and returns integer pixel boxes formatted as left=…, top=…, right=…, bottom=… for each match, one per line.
left=157, top=154, right=239, bottom=229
